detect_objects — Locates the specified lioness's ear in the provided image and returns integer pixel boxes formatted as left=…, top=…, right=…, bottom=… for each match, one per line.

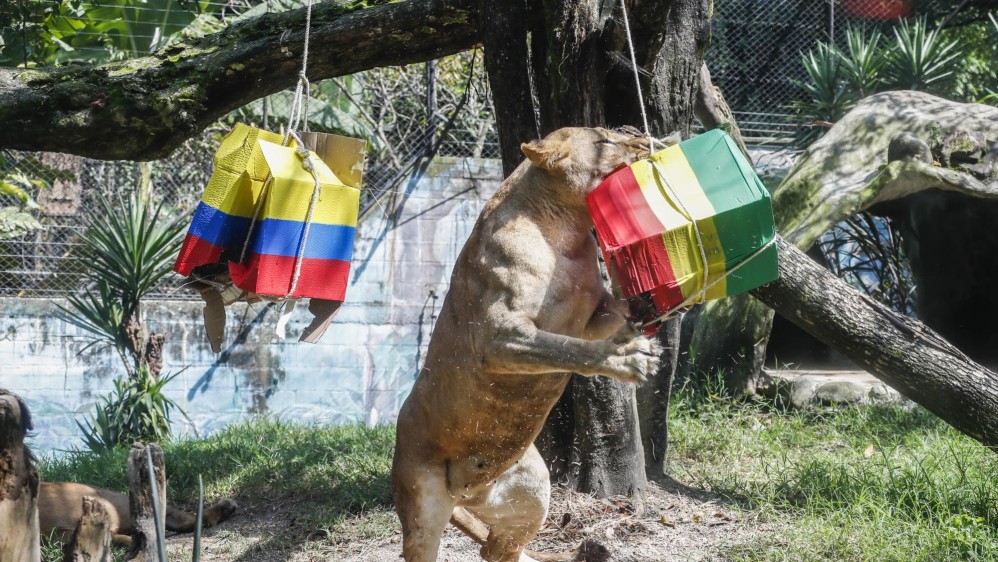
left=521, top=139, right=568, bottom=172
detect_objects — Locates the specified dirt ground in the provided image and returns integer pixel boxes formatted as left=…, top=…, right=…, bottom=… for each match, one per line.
left=166, top=477, right=777, bottom=562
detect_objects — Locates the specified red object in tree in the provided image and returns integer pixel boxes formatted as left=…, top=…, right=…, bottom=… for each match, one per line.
left=842, top=0, right=911, bottom=19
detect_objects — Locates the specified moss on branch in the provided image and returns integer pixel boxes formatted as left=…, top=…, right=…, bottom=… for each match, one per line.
left=0, top=0, right=479, bottom=160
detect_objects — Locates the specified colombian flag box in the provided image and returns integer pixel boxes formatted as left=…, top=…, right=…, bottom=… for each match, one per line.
left=174, top=123, right=286, bottom=276
left=587, top=129, right=777, bottom=317
left=228, top=140, right=360, bottom=301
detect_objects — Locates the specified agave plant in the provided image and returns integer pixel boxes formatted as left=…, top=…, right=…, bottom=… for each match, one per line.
left=839, top=25, right=889, bottom=98
left=888, top=17, right=962, bottom=93
left=791, top=42, right=856, bottom=146
left=77, top=370, right=183, bottom=452
left=58, top=192, right=186, bottom=377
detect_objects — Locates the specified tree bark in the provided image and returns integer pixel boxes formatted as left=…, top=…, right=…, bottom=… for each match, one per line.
left=0, top=0, right=480, bottom=160
left=755, top=238, right=998, bottom=450
left=64, top=497, right=113, bottom=562
left=125, top=443, right=166, bottom=562
left=636, top=319, right=681, bottom=477
left=484, top=0, right=708, bottom=500
left=0, top=389, right=41, bottom=562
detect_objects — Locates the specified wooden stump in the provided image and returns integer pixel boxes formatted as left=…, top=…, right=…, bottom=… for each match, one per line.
left=0, top=389, right=41, bottom=562
left=125, top=443, right=166, bottom=562
left=63, top=496, right=112, bottom=562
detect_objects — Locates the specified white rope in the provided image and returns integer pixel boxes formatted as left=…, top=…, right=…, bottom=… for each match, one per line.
left=284, top=131, right=323, bottom=298
left=239, top=0, right=315, bottom=266
left=650, top=160, right=710, bottom=298
left=618, top=0, right=656, bottom=153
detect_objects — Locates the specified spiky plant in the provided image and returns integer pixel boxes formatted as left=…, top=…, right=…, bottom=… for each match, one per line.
left=839, top=25, right=889, bottom=98
left=791, top=42, right=857, bottom=146
left=59, top=192, right=186, bottom=378
left=888, top=17, right=962, bottom=93
left=60, top=192, right=187, bottom=450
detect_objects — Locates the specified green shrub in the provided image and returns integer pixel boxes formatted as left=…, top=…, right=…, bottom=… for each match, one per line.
left=77, top=370, right=184, bottom=452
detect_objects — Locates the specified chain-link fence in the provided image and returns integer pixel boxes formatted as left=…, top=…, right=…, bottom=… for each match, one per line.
left=0, top=50, right=496, bottom=298
left=706, top=0, right=967, bottom=142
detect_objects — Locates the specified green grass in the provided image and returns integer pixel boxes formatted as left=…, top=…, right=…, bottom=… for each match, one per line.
left=668, top=375, right=998, bottom=561
left=39, top=384, right=998, bottom=561
left=39, top=419, right=396, bottom=540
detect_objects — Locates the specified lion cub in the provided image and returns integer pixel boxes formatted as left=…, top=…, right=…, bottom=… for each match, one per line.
left=393, top=127, right=661, bottom=562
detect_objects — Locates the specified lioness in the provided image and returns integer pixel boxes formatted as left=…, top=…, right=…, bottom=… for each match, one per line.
left=393, top=127, right=662, bottom=562
left=38, top=482, right=237, bottom=543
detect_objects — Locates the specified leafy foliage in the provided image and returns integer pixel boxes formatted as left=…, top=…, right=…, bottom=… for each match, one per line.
left=839, top=26, right=889, bottom=98
left=887, top=17, right=962, bottom=93
left=791, top=42, right=856, bottom=146
left=0, top=0, right=228, bottom=67
left=791, top=20, right=970, bottom=144
left=58, top=193, right=186, bottom=369
left=77, top=370, right=183, bottom=452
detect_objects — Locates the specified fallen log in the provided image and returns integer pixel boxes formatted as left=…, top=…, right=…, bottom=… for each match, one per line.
left=756, top=238, right=998, bottom=449
left=0, top=389, right=41, bottom=562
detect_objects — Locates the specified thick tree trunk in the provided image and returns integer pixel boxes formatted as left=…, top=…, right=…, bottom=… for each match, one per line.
left=0, top=0, right=480, bottom=160
left=636, top=319, right=681, bottom=477
left=125, top=443, right=166, bottom=562
left=0, top=389, right=41, bottom=562
left=756, top=238, right=998, bottom=449
left=63, top=497, right=113, bottom=562
left=484, top=0, right=708, bottom=500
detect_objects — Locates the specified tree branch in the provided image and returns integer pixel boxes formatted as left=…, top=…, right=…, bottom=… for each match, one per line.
left=0, top=0, right=480, bottom=160
left=754, top=238, right=998, bottom=451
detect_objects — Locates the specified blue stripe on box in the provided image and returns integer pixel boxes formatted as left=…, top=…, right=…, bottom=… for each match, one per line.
left=249, top=218, right=357, bottom=261
left=187, top=202, right=252, bottom=248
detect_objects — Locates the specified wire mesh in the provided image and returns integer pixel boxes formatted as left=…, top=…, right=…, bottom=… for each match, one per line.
left=705, top=0, right=962, bottom=143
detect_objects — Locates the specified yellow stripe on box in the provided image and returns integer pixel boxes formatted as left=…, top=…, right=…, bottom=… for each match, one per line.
left=266, top=184, right=360, bottom=227
left=641, top=146, right=729, bottom=301
left=258, top=140, right=360, bottom=227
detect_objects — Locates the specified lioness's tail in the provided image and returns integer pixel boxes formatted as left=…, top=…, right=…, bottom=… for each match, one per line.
left=449, top=507, right=610, bottom=562
left=165, top=498, right=238, bottom=533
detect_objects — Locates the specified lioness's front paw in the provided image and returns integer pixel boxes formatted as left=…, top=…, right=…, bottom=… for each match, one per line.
left=603, top=334, right=663, bottom=384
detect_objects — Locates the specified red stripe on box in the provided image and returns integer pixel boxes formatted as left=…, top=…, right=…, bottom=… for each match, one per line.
left=607, top=234, right=680, bottom=298
left=174, top=233, right=225, bottom=276
left=649, top=282, right=686, bottom=313
left=588, top=167, right=666, bottom=249
left=229, top=254, right=351, bottom=300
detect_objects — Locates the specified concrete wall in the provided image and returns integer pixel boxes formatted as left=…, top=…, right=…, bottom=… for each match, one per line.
left=0, top=157, right=502, bottom=455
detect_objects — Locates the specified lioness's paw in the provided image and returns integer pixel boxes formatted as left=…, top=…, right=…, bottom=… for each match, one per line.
left=604, top=335, right=663, bottom=384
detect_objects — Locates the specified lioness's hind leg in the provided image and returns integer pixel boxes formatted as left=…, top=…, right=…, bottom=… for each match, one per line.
left=394, top=466, right=454, bottom=562
left=468, top=445, right=550, bottom=562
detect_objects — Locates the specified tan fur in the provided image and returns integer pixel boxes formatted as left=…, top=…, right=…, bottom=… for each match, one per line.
left=37, top=482, right=237, bottom=544
left=393, top=127, right=663, bottom=562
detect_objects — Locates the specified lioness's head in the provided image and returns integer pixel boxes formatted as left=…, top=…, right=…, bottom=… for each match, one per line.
left=521, top=127, right=651, bottom=195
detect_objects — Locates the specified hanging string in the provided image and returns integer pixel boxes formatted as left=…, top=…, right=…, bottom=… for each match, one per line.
left=618, top=0, right=656, bottom=153
left=650, top=160, right=710, bottom=299
left=615, top=0, right=778, bottom=327
left=284, top=130, right=323, bottom=298
left=239, top=0, right=315, bottom=265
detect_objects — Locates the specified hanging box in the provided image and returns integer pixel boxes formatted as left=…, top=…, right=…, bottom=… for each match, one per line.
left=228, top=140, right=361, bottom=301
left=587, top=129, right=778, bottom=315
left=174, top=123, right=288, bottom=276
